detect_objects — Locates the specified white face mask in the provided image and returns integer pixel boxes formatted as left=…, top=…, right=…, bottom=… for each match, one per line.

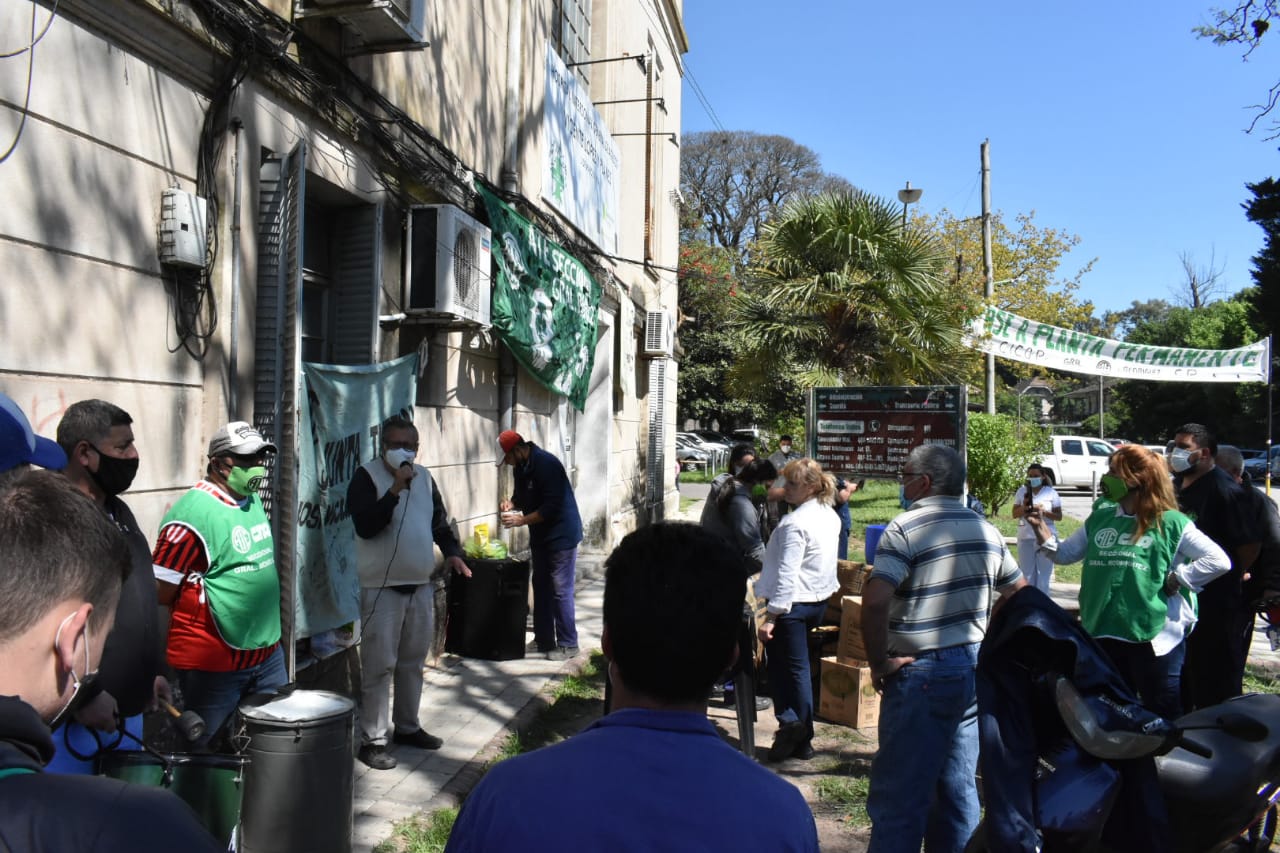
left=1169, top=448, right=1195, bottom=473
left=779, top=444, right=792, bottom=455
left=384, top=448, right=416, bottom=469
left=49, top=611, right=94, bottom=729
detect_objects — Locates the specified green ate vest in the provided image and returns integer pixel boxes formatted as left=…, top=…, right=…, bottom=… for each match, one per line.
left=162, top=485, right=281, bottom=650
left=1080, top=508, right=1190, bottom=642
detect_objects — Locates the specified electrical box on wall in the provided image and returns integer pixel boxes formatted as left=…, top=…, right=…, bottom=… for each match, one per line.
left=159, top=188, right=209, bottom=268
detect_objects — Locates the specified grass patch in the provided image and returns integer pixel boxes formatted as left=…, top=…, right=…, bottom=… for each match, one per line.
left=677, top=467, right=723, bottom=484
left=679, top=495, right=698, bottom=514
left=814, top=773, right=872, bottom=827
left=844, top=479, right=1084, bottom=582
left=384, top=652, right=609, bottom=851
left=375, top=808, right=457, bottom=853
left=1245, top=664, right=1280, bottom=695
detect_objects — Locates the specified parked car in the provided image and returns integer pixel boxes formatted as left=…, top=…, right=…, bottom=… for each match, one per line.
left=690, top=429, right=733, bottom=450
left=675, top=432, right=727, bottom=450
left=675, top=435, right=710, bottom=471
left=1035, top=435, right=1117, bottom=489
left=1244, top=447, right=1279, bottom=481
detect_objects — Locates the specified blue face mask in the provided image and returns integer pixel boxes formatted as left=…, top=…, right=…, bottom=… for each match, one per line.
left=898, top=485, right=913, bottom=511
left=1028, top=477, right=1043, bottom=488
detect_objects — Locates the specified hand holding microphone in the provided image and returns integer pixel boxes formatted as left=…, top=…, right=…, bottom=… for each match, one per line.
left=385, top=447, right=417, bottom=495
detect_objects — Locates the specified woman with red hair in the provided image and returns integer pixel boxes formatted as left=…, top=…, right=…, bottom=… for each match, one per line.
left=1025, top=444, right=1229, bottom=717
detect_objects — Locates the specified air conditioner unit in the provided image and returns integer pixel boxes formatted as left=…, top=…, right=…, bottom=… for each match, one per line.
left=295, top=0, right=425, bottom=48
left=643, top=310, right=673, bottom=358
left=406, top=205, right=492, bottom=326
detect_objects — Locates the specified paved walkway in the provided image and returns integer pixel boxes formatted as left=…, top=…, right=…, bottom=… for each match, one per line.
left=350, top=562, right=607, bottom=851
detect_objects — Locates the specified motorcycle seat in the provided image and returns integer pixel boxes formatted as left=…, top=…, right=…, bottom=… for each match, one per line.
left=1157, top=693, right=1280, bottom=812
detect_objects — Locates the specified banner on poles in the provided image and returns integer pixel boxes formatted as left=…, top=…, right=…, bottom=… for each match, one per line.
left=295, top=353, right=418, bottom=638
left=965, top=306, right=1271, bottom=384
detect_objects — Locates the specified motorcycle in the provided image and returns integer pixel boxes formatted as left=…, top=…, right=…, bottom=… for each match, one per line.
left=967, top=586, right=1280, bottom=853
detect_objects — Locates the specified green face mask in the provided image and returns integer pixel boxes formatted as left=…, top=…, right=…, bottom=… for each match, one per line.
left=1099, top=473, right=1129, bottom=502
left=750, top=483, right=768, bottom=501
left=227, top=465, right=267, bottom=497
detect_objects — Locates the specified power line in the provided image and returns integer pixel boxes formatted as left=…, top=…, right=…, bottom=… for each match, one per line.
left=682, top=58, right=726, bottom=134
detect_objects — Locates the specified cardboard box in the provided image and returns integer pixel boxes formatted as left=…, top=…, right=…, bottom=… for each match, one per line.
left=818, top=656, right=880, bottom=728
left=837, top=561, right=871, bottom=596
left=836, top=595, right=867, bottom=663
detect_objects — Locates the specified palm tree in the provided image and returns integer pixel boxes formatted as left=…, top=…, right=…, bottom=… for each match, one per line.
left=727, top=190, right=976, bottom=392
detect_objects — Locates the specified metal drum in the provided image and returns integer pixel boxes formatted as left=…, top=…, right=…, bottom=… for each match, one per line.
left=237, top=690, right=356, bottom=853
left=98, top=751, right=246, bottom=848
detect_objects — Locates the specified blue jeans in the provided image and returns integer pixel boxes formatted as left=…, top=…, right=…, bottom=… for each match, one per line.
left=532, top=546, right=578, bottom=650
left=764, top=600, right=827, bottom=743
left=1096, top=638, right=1185, bottom=720
left=868, top=643, right=981, bottom=853
left=177, top=645, right=287, bottom=746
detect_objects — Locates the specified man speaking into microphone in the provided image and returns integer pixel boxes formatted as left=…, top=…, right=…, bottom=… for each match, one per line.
left=347, top=415, right=470, bottom=770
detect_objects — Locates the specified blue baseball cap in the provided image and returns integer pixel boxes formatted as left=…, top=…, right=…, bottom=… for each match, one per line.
left=0, top=392, right=68, bottom=473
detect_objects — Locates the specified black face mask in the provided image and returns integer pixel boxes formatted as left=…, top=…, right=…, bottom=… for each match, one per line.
left=90, top=446, right=139, bottom=497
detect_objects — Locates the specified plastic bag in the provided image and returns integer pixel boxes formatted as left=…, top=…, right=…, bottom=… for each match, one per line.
left=465, top=525, right=491, bottom=559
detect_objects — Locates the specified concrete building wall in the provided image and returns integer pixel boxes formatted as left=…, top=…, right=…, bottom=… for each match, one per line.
left=0, top=0, right=686, bottom=629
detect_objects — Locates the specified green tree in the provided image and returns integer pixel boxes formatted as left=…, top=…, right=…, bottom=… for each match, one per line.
left=1243, top=178, right=1280, bottom=388
left=925, top=209, right=1097, bottom=389
left=967, top=414, right=1048, bottom=517
left=728, top=190, right=975, bottom=392
left=1107, top=296, right=1269, bottom=443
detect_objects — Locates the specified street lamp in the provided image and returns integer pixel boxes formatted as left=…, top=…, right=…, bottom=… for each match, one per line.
left=897, top=181, right=922, bottom=229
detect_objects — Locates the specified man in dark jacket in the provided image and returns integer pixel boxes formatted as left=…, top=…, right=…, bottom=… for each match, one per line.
left=49, top=399, right=168, bottom=772
left=1171, top=423, right=1262, bottom=709
left=0, top=469, right=220, bottom=851
left=498, top=430, right=583, bottom=661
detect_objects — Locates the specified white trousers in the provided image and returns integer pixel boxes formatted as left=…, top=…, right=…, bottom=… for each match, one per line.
left=1017, top=539, right=1055, bottom=593
left=359, top=584, right=433, bottom=746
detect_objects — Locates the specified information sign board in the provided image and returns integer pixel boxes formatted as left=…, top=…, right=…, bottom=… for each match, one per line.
left=808, top=386, right=967, bottom=478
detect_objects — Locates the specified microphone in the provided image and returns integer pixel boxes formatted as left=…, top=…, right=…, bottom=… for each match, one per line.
left=400, top=460, right=413, bottom=488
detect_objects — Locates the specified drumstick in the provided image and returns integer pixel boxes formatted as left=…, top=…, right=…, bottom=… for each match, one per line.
left=157, top=699, right=207, bottom=743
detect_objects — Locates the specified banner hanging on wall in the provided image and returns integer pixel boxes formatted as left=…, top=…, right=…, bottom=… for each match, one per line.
left=295, top=353, right=418, bottom=638
left=478, top=185, right=601, bottom=411
left=965, top=306, right=1271, bottom=384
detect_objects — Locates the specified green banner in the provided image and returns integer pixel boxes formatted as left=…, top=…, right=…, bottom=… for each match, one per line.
left=965, top=306, right=1271, bottom=384
left=296, top=353, right=418, bottom=638
left=478, top=185, right=601, bottom=410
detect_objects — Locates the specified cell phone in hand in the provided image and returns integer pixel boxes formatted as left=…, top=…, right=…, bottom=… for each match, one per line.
left=1024, top=480, right=1034, bottom=508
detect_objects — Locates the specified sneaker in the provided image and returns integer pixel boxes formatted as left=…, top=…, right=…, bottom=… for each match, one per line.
left=392, top=728, right=444, bottom=750
left=768, top=721, right=806, bottom=762
left=793, top=743, right=816, bottom=760
left=546, top=646, right=580, bottom=661
left=754, top=696, right=772, bottom=712
left=357, top=744, right=397, bottom=770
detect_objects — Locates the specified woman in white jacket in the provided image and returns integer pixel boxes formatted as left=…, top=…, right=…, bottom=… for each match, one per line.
left=756, top=458, right=840, bottom=762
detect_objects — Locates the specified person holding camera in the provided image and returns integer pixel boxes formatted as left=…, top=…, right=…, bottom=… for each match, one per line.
left=1010, top=463, right=1062, bottom=593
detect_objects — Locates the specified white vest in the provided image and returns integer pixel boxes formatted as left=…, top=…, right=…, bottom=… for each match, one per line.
left=355, top=460, right=437, bottom=588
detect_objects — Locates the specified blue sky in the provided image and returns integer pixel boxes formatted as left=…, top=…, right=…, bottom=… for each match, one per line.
left=679, top=1, right=1280, bottom=317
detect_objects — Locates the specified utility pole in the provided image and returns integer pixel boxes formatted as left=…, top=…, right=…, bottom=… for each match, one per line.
left=982, top=140, right=995, bottom=414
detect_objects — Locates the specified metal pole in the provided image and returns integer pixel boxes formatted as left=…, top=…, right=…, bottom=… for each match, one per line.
left=982, top=140, right=995, bottom=414
left=1098, top=376, right=1105, bottom=439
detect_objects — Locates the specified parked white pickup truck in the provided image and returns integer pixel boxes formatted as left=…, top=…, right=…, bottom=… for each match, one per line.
left=1035, top=435, right=1117, bottom=489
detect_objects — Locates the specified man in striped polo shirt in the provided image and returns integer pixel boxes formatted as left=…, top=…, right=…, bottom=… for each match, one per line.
left=152, top=422, right=286, bottom=748
left=862, top=444, right=1024, bottom=853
